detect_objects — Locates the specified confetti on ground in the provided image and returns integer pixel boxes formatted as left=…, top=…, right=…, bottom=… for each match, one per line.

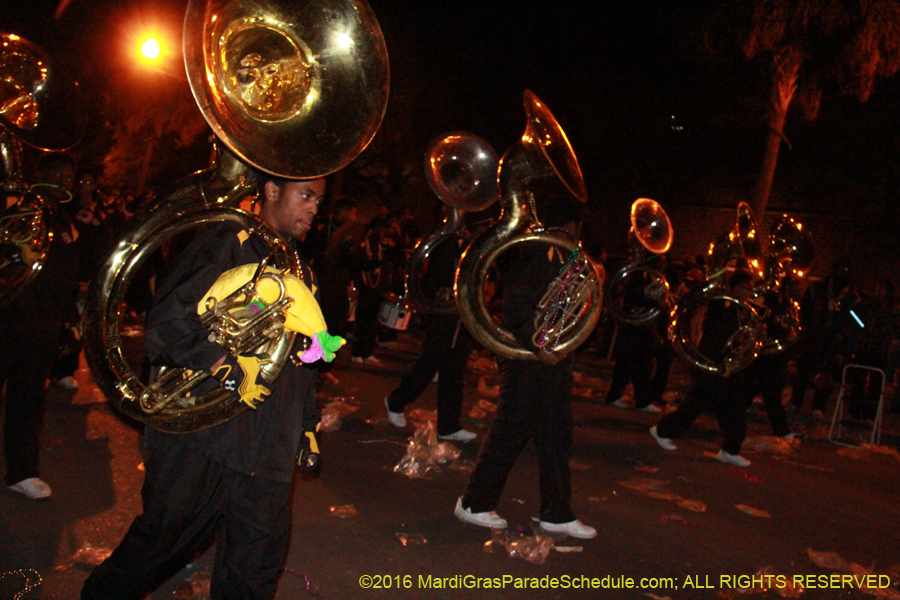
left=735, top=504, right=771, bottom=518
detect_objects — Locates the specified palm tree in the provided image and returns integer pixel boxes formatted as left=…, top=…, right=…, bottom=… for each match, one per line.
left=707, top=0, right=900, bottom=218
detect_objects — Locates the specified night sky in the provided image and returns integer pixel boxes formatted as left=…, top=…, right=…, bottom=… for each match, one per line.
left=3, top=0, right=900, bottom=230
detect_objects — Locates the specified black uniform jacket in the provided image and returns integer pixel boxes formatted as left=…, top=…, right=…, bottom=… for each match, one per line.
left=143, top=221, right=318, bottom=483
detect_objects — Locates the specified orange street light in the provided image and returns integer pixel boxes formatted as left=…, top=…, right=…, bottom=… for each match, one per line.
left=141, top=38, right=161, bottom=61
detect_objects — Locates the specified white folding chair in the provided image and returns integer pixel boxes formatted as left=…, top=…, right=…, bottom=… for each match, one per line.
left=828, top=364, right=885, bottom=447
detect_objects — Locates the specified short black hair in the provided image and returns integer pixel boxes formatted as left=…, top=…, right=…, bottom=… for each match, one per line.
left=542, top=194, right=584, bottom=228
left=334, top=196, right=356, bottom=214
left=253, top=168, right=290, bottom=203
left=37, top=152, right=75, bottom=177
left=729, top=269, right=754, bottom=289
left=76, top=165, right=99, bottom=181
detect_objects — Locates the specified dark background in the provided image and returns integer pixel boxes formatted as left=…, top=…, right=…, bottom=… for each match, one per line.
left=3, top=0, right=899, bottom=272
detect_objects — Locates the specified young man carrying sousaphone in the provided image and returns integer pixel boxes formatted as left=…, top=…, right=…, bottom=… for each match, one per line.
left=454, top=195, right=598, bottom=540
left=81, top=172, right=329, bottom=600
left=80, top=0, right=390, bottom=595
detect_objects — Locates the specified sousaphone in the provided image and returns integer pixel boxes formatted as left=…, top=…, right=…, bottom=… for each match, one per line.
left=605, top=198, right=673, bottom=326
left=757, top=214, right=814, bottom=354
left=406, top=131, right=499, bottom=315
left=668, top=202, right=764, bottom=375
left=454, top=91, right=603, bottom=360
left=83, top=0, right=389, bottom=432
left=0, top=33, right=86, bottom=305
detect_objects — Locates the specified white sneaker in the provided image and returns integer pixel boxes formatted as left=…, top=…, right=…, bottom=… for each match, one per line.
left=539, top=519, right=597, bottom=539
left=650, top=426, right=677, bottom=450
left=454, top=497, right=507, bottom=529
left=8, top=477, right=52, bottom=499
left=609, top=399, right=630, bottom=409
left=638, top=403, right=662, bottom=414
left=385, top=398, right=407, bottom=428
left=351, top=356, right=364, bottom=364
left=650, top=425, right=678, bottom=450
left=364, top=355, right=382, bottom=365
left=716, top=449, right=751, bottom=467
left=54, top=376, right=79, bottom=390
left=439, top=429, right=477, bottom=442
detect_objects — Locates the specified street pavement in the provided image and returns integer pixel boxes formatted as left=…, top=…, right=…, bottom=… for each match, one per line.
left=2, top=326, right=900, bottom=600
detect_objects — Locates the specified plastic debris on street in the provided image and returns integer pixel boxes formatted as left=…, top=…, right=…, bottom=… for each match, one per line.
left=55, top=542, right=112, bottom=571
left=318, top=397, right=360, bottom=432
left=393, top=421, right=461, bottom=478
left=329, top=504, right=358, bottom=518
left=395, top=533, right=428, bottom=546
left=735, top=504, right=771, bottom=518
left=483, top=529, right=555, bottom=565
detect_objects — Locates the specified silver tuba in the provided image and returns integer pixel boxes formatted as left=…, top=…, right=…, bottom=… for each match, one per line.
left=668, top=202, right=764, bottom=375
left=406, top=132, right=499, bottom=315
left=82, top=0, right=389, bottom=433
left=605, top=198, right=673, bottom=327
left=0, top=33, right=86, bottom=305
left=454, top=90, right=603, bottom=360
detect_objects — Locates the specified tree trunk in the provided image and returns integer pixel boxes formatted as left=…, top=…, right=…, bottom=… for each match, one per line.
left=750, top=66, right=798, bottom=220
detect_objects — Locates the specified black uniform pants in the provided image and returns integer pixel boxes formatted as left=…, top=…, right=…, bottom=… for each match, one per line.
left=650, top=342, right=675, bottom=404
left=606, top=325, right=655, bottom=408
left=0, top=318, right=59, bottom=486
left=81, top=438, right=291, bottom=600
left=462, top=357, right=576, bottom=524
left=656, top=370, right=747, bottom=455
left=387, top=315, right=471, bottom=436
left=738, top=354, right=791, bottom=436
left=352, top=286, right=381, bottom=358
left=791, top=334, right=838, bottom=413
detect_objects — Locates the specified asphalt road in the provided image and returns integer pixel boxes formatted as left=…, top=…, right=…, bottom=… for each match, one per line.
left=2, top=328, right=900, bottom=600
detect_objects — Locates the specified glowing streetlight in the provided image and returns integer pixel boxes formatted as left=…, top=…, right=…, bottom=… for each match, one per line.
left=141, top=38, right=161, bottom=61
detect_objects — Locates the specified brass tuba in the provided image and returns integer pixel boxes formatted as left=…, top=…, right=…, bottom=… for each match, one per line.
left=454, top=91, right=603, bottom=360
left=0, top=33, right=86, bottom=305
left=82, top=0, right=389, bottom=433
left=755, top=214, right=814, bottom=355
left=668, top=202, right=764, bottom=375
left=605, top=198, right=673, bottom=327
left=406, top=132, right=499, bottom=315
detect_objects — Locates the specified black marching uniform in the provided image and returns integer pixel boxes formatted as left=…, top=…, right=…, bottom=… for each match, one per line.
left=606, top=270, right=662, bottom=409
left=82, top=222, right=319, bottom=600
left=386, top=237, right=472, bottom=436
left=736, top=290, right=792, bottom=436
left=460, top=242, right=577, bottom=524
left=656, top=298, right=748, bottom=454
left=0, top=201, right=80, bottom=486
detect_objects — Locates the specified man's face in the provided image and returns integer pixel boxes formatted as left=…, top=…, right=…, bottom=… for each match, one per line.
left=44, top=164, right=75, bottom=199
left=731, top=279, right=754, bottom=303
left=262, top=178, right=325, bottom=240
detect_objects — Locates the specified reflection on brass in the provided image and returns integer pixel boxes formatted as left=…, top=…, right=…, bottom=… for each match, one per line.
left=186, top=0, right=389, bottom=177
left=220, top=17, right=317, bottom=122
left=0, top=187, right=49, bottom=306
left=0, top=36, right=47, bottom=130
left=0, top=34, right=85, bottom=151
